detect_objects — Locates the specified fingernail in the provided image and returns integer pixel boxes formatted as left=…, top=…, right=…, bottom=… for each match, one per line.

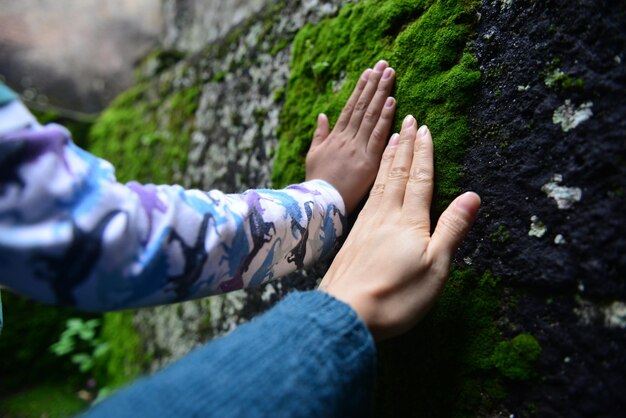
left=374, top=60, right=388, bottom=72
left=385, top=97, right=395, bottom=108
left=361, top=69, right=372, bottom=81
left=382, top=67, right=393, bottom=80
left=455, top=192, right=481, bottom=216
left=389, top=133, right=400, bottom=146
left=418, top=125, right=429, bottom=137
left=318, top=113, right=326, bottom=122
left=402, top=115, right=415, bottom=129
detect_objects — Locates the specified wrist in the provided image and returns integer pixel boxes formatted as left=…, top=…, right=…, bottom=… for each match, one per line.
left=299, top=178, right=347, bottom=215
left=319, top=280, right=376, bottom=339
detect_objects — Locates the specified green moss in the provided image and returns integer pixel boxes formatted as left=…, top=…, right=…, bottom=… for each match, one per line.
left=134, top=49, right=186, bottom=82
left=491, top=333, right=542, bottom=381
left=212, top=70, right=227, bottom=82
left=561, top=76, right=585, bottom=89
left=272, top=0, right=480, bottom=209
left=543, top=64, right=585, bottom=91
left=273, top=87, right=286, bottom=103
left=270, top=38, right=290, bottom=56
left=0, top=383, right=87, bottom=418
left=95, top=311, right=145, bottom=390
left=88, top=82, right=200, bottom=184
left=376, top=270, right=508, bottom=417
left=490, top=224, right=511, bottom=243
left=253, top=107, right=269, bottom=126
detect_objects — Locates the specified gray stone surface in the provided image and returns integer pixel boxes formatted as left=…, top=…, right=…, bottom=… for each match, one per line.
left=133, top=0, right=354, bottom=372
left=161, top=0, right=272, bottom=52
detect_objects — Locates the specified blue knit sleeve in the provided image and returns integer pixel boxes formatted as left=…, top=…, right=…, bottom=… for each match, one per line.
left=82, top=291, right=376, bottom=418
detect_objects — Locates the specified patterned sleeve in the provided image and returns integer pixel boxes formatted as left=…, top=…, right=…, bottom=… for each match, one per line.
left=0, top=88, right=346, bottom=312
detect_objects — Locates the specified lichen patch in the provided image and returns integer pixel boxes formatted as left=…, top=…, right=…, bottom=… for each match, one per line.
left=604, top=301, right=626, bottom=329
left=528, top=215, right=547, bottom=238
left=541, top=174, right=582, bottom=209
left=544, top=68, right=566, bottom=88
left=552, top=99, right=593, bottom=132
left=575, top=299, right=626, bottom=329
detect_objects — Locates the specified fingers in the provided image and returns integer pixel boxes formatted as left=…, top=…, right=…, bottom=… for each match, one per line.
left=334, top=68, right=371, bottom=132
left=403, top=125, right=434, bottom=232
left=428, top=192, right=481, bottom=266
left=355, top=66, right=396, bottom=145
left=311, top=113, right=330, bottom=148
left=380, top=115, right=417, bottom=212
left=346, top=60, right=389, bottom=135
left=364, top=133, right=399, bottom=212
left=365, top=96, right=396, bottom=158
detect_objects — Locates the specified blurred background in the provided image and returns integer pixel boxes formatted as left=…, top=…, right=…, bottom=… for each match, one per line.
left=0, top=0, right=267, bottom=114
left=0, top=0, right=161, bottom=113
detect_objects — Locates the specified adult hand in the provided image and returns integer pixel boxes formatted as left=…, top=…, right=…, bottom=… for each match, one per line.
left=319, top=115, right=481, bottom=340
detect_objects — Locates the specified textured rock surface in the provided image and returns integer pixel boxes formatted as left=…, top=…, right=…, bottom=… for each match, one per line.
left=128, top=0, right=354, bottom=372
left=161, top=0, right=271, bottom=52
left=91, top=0, right=625, bottom=416
left=458, top=1, right=626, bottom=415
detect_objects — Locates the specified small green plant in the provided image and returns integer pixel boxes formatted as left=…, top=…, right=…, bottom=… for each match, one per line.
left=50, top=318, right=110, bottom=374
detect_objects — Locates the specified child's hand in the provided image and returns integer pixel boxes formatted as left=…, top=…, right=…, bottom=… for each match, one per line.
left=319, top=115, right=481, bottom=341
left=305, top=60, right=396, bottom=214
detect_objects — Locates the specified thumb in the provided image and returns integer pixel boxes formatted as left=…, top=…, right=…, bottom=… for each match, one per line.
left=311, top=113, right=330, bottom=147
left=428, top=192, right=481, bottom=265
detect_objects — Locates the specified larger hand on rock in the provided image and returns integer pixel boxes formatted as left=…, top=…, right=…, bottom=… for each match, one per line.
left=320, top=115, right=481, bottom=341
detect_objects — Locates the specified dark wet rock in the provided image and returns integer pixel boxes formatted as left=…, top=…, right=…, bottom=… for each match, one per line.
left=464, top=0, right=626, bottom=298
left=460, top=0, right=626, bottom=415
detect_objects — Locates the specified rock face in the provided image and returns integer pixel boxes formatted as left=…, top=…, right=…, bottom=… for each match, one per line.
left=459, top=1, right=626, bottom=415
left=90, top=0, right=625, bottom=416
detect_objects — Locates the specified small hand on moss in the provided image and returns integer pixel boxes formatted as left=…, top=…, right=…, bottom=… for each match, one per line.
left=305, top=60, right=396, bottom=214
left=320, top=116, right=481, bottom=340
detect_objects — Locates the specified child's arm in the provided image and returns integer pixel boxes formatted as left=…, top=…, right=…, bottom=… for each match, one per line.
left=0, top=61, right=395, bottom=312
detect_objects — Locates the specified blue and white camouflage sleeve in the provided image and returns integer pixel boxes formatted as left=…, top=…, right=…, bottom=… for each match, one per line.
left=0, top=84, right=346, bottom=312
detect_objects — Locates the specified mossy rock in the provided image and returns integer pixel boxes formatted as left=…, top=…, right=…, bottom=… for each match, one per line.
left=273, top=0, right=480, bottom=210
left=377, top=270, right=511, bottom=417
left=88, top=80, right=200, bottom=184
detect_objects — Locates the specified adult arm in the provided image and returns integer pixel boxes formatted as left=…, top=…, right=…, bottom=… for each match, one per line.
left=320, top=115, right=481, bottom=340
left=82, top=291, right=376, bottom=418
